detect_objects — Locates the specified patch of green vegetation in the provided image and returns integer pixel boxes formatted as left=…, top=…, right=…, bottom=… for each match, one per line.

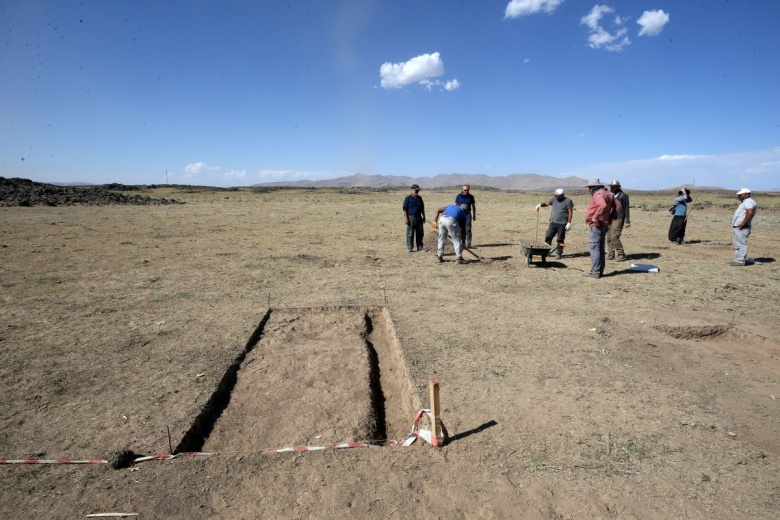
left=29, top=275, right=67, bottom=285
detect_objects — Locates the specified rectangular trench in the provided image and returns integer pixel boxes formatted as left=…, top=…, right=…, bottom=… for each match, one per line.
left=175, top=306, right=421, bottom=453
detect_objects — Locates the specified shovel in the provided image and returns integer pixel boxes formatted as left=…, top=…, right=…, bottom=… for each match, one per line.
left=463, top=247, right=481, bottom=261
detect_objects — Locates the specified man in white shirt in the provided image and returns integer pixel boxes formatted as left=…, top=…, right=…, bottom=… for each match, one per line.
left=731, top=188, right=757, bottom=266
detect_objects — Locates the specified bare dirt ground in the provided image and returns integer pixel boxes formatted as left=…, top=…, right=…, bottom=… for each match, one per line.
left=1, top=187, right=779, bottom=519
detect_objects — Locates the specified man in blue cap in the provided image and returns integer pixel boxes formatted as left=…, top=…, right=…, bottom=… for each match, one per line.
left=403, top=184, right=427, bottom=252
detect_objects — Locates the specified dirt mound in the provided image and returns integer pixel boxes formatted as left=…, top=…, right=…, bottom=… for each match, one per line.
left=0, top=177, right=183, bottom=207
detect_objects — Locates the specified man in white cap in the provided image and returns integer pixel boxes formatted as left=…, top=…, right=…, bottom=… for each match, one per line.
left=583, top=178, right=621, bottom=278
left=731, top=188, right=757, bottom=266
left=536, top=188, right=573, bottom=260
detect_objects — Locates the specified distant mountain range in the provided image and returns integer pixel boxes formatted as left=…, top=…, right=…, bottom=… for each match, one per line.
left=253, top=173, right=590, bottom=191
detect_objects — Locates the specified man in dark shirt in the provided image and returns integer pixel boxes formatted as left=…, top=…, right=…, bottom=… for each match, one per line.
left=536, top=188, right=573, bottom=260
left=402, top=184, right=426, bottom=252
left=454, top=185, right=476, bottom=248
left=607, top=180, right=630, bottom=261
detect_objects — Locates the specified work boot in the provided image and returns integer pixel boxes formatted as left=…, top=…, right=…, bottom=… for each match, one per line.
left=615, top=255, right=627, bottom=262
left=583, top=272, right=601, bottom=278
left=418, top=247, right=428, bottom=252
left=436, top=256, right=443, bottom=263
left=456, top=257, right=467, bottom=264
left=606, top=253, right=615, bottom=260
left=554, top=253, right=562, bottom=260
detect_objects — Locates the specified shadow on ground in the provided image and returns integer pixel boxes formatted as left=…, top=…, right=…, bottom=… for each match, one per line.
left=448, top=420, right=498, bottom=444
left=623, top=252, right=661, bottom=261
left=474, top=243, right=516, bottom=248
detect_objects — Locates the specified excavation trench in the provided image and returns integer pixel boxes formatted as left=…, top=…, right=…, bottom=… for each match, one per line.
left=176, top=306, right=419, bottom=453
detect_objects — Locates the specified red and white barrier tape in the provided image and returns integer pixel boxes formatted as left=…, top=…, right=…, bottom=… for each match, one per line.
left=401, top=409, right=449, bottom=447
left=0, top=459, right=108, bottom=465
left=2, top=410, right=449, bottom=465
left=0, top=452, right=212, bottom=466
left=261, top=442, right=381, bottom=454
left=130, top=452, right=213, bottom=463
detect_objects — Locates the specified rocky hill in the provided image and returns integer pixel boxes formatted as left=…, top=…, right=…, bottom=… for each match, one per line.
left=0, top=177, right=183, bottom=207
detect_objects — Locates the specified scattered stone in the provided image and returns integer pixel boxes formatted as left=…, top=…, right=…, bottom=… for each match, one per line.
left=107, top=449, right=138, bottom=469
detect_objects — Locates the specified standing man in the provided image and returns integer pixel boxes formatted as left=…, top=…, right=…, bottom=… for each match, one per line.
left=731, top=188, right=757, bottom=266
left=402, top=184, right=426, bottom=253
left=668, top=187, right=693, bottom=244
left=536, top=188, right=573, bottom=260
left=455, top=185, right=476, bottom=248
left=584, top=178, right=621, bottom=279
left=433, top=204, right=468, bottom=264
left=606, top=180, right=630, bottom=261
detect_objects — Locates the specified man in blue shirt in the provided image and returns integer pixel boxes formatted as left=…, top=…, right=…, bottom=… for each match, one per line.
left=668, top=187, right=692, bottom=244
left=433, top=204, right=468, bottom=264
left=402, top=184, right=426, bottom=252
left=454, top=185, right=476, bottom=248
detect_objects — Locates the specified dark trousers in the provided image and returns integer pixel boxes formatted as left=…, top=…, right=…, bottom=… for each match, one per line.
left=544, top=222, right=567, bottom=254
left=406, top=215, right=424, bottom=250
left=668, top=216, right=687, bottom=243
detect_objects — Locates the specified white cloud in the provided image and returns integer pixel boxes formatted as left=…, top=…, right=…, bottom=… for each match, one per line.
left=581, top=5, right=630, bottom=51
left=257, top=169, right=349, bottom=181
left=744, top=160, right=780, bottom=175
left=444, top=79, right=460, bottom=91
left=184, top=162, right=220, bottom=177
left=657, top=154, right=709, bottom=161
left=637, top=9, right=670, bottom=37
left=223, top=169, right=248, bottom=179
left=419, top=78, right=461, bottom=92
left=560, top=148, right=780, bottom=190
left=380, top=52, right=445, bottom=89
left=505, top=0, right=564, bottom=19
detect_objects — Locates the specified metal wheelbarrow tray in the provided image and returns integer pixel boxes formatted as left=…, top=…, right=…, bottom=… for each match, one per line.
left=519, top=240, right=551, bottom=267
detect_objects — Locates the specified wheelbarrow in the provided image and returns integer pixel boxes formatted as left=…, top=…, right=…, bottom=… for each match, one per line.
left=519, top=240, right=551, bottom=267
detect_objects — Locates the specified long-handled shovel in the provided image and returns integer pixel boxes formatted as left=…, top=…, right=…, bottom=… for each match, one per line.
left=463, top=247, right=484, bottom=262
left=535, top=208, right=540, bottom=244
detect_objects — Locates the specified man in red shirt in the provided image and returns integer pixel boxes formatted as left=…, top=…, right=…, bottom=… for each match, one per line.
left=584, top=178, right=622, bottom=278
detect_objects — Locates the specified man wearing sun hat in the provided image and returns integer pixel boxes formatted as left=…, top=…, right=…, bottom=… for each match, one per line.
left=731, top=188, right=757, bottom=266
left=403, top=184, right=427, bottom=253
left=583, top=178, right=621, bottom=278
left=535, top=188, right=573, bottom=260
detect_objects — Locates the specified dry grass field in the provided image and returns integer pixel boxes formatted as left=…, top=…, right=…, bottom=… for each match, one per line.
left=1, top=186, right=779, bottom=519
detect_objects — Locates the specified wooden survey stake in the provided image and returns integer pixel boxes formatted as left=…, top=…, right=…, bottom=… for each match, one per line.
left=429, top=379, right=442, bottom=439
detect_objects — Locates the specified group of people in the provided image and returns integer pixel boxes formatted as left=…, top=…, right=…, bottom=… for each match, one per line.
left=403, top=184, right=477, bottom=263
left=403, top=180, right=758, bottom=271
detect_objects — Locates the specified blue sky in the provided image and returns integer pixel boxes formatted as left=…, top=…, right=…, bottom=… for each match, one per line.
left=2, top=0, right=779, bottom=190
